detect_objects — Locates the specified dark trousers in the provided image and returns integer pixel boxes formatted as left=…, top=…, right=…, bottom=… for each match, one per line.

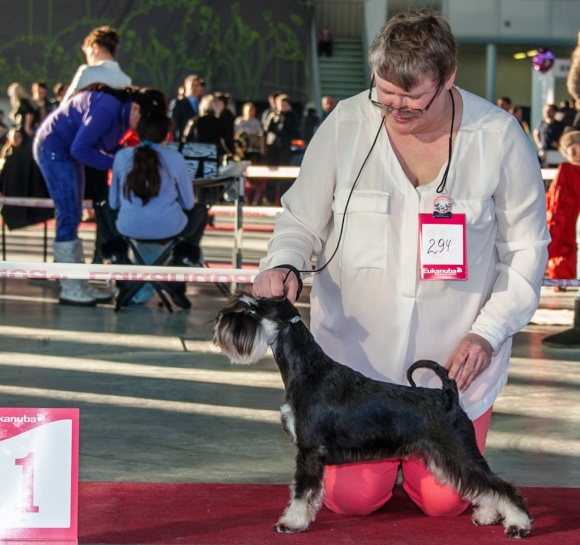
left=98, top=202, right=208, bottom=263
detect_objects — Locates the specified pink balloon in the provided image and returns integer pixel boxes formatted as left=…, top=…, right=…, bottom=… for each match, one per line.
left=532, top=48, right=555, bottom=73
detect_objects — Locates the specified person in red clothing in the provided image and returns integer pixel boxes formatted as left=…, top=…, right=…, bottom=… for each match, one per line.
left=546, top=130, right=580, bottom=281
left=543, top=130, right=580, bottom=347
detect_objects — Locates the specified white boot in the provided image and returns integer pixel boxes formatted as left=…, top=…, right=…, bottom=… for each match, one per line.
left=72, top=239, right=115, bottom=302
left=53, top=240, right=97, bottom=306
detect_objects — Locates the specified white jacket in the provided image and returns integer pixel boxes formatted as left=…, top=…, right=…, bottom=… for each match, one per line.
left=63, top=60, right=132, bottom=102
left=260, top=87, right=550, bottom=420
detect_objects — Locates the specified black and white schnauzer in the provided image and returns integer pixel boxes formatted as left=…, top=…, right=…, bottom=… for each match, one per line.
left=213, top=291, right=533, bottom=539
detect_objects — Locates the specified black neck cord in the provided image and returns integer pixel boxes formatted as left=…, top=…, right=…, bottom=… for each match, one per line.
left=436, top=89, right=455, bottom=194
left=287, top=93, right=454, bottom=283
left=296, top=115, right=385, bottom=277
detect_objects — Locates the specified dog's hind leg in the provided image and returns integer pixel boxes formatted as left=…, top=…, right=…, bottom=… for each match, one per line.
left=427, top=449, right=533, bottom=539
left=274, top=447, right=325, bottom=533
left=470, top=477, right=533, bottom=539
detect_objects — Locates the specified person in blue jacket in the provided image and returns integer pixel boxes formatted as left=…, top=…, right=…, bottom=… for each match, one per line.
left=33, top=84, right=165, bottom=306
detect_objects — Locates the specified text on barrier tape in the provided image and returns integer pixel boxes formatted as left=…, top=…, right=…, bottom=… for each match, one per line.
left=0, top=262, right=258, bottom=284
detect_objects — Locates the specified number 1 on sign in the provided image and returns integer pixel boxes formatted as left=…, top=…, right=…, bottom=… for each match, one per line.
left=15, top=452, right=40, bottom=513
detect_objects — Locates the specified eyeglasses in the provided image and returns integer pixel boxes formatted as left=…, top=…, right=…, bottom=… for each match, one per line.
left=368, top=76, right=442, bottom=118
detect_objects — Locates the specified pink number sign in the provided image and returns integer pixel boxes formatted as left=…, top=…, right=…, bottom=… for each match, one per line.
left=0, top=408, right=79, bottom=544
left=418, top=213, right=468, bottom=280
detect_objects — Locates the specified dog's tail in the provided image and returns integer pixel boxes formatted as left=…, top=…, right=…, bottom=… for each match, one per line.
left=407, top=359, right=459, bottom=411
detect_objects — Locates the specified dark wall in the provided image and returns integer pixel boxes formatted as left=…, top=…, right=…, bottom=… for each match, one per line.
left=0, top=0, right=311, bottom=105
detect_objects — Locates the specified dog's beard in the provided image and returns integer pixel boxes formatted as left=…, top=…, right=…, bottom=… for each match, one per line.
left=214, top=311, right=270, bottom=364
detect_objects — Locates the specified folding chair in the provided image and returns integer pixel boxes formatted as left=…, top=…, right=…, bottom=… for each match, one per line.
left=114, top=236, right=188, bottom=313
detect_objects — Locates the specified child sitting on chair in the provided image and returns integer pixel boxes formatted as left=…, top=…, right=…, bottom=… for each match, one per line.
left=105, top=109, right=208, bottom=307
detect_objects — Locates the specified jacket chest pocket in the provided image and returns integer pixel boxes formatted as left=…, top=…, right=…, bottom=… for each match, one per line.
left=331, top=190, right=391, bottom=270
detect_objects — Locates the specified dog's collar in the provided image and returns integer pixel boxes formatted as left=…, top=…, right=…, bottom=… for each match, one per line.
left=287, top=316, right=301, bottom=324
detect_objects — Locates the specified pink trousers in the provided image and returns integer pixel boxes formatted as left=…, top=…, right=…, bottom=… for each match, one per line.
left=323, top=407, right=493, bottom=517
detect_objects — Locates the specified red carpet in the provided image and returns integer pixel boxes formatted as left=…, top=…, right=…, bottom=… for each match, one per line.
left=79, top=483, right=579, bottom=544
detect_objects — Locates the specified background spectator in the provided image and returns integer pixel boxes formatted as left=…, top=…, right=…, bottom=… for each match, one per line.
left=0, top=109, right=8, bottom=149
left=32, top=85, right=164, bottom=306
left=496, top=96, right=511, bottom=111
left=61, top=25, right=132, bottom=263
left=234, top=101, right=264, bottom=163
left=170, top=74, right=205, bottom=142
left=264, top=93, right=299, bottom=166
left=321, top=94, right=336, bottom=122
left=318, top=26, right=333, bottom=57
left=534, top=103, right=566, bottom=166
left=509, top=105, right=533, bottom=145
left=557, top=99, right=577, bottom=127
left=302, top=106, right=320, bottom=145
left=261, top=91, right=281, bottom=130
left=264, top=93, right=299, bottom=203
left=545, top=130, right=580, bottom=283
left=50, top=82, right=69, bottom=110
left=31, top=81, right=55, bottom=123
left=105, top=109, right=208, bottom=309
left=214, top=92, right=235, bottom=162
left=62, top=25, right=131, bottom=102
left=235, top=101, right=266, bottom=205
left=7, top=82, right=40, bottom=141
left=543, top=130, right=580, bottom=347
left=0, top=127, right=54, bottom=231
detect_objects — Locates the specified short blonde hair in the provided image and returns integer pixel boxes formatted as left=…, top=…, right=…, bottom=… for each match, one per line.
left=198, top=94, right=215, bottom=117
left=559, top=130, right=580, bottom=156
left=368, top=9, right=457, bottom=90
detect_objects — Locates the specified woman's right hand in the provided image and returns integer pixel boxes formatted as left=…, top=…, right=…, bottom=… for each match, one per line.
left=252, top=268, right=300, bottom=304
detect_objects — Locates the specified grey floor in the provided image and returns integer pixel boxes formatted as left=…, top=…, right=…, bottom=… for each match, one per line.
left=0, top=220, right=579, bottom=488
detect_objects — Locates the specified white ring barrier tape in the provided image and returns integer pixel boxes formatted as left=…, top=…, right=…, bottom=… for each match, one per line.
left=0, top=261, right=258, bottom=284
left=0, top=261, right=575, bottom=288
left=245, top=165, right=300, bottom=179
left=541, top=168, right=557, bottom=181
left=210, top=205, right=281, bottom=217
left=0, top=197, right=93, bottom=209
left=541, top=279, right=580, bottom=288
left=0, top=197, right=283, bottom=218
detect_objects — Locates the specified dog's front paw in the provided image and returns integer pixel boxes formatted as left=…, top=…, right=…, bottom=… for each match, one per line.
left=273, top=521, right=308, bottom=533
left=274, top=499, right=314, bottom=533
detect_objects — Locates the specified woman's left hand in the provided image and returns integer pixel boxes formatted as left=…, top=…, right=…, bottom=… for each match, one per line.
left=444, top=333, right=493, bottom=391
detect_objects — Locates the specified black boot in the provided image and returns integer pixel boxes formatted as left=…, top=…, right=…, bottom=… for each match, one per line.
left=162, top=281, right=191, bottom=309
left=542, top=298, right=580, bottom=348
left=171, top=241, right=202, bottom=267
left=102, top=239, right=130, bottom=264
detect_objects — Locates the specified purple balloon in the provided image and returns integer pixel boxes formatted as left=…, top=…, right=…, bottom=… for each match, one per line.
left=532, top=48, right=555, bottom=73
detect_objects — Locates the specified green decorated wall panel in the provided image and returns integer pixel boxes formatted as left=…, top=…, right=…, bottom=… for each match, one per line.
left=0, top=0, right=311, bottom=102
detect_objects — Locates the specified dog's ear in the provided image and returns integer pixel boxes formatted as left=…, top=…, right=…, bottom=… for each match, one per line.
left=238, top=291, right=259, bottom=311
left=217, top=291, right=257, bottom=316
left=214, top=309, right=266, bottom=364
left=276, top=297, right=301, bottom=323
